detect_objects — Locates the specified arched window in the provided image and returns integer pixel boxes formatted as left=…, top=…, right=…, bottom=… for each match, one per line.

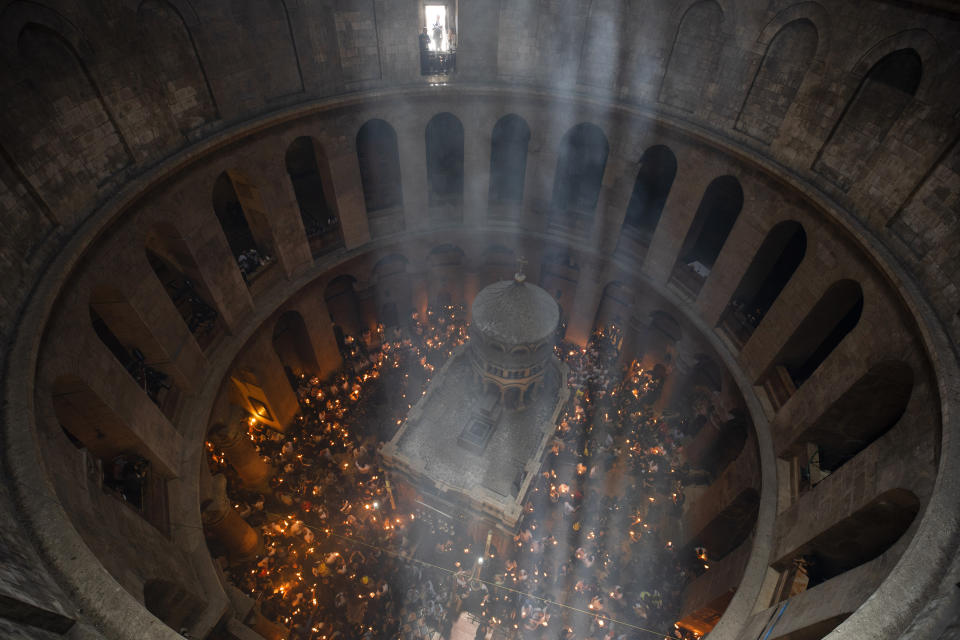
left=720, top=221, right=806, bottom=346
left=551, top=123, right=609, bottom=229
left=489, top=115, right=531, bottom=208
left=761, top=280, right=864, bottom=408
left=815, top=49, right=922, bottom=191
left=356, top=119, right=404, bottom=235
left=425, top=113, right=465, bottom=212
left=671, top=176, right=743, bottom=297
left=285, top=136, right=344, bottom=257
left=621, top=145, right=677, bottom=245
left=145, top=224, right=221, bottom=350
left=212, top=171, right=273, bottom=283
left=660, top=1, right=724, bottom=111
left=272, top=310, right=319, bottom=384
left=137, top=1, right=217, bottom=133
left=736, top=19, right=818, bottom=143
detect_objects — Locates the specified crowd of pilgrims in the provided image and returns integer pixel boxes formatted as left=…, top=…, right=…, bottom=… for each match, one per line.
left=207, top=305, right=710, bottom=640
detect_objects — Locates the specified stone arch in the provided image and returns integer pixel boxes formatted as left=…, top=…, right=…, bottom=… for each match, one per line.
left=550, top=123, right=609, bottom=228
left=671, top=175, right=744, bottom=297
left=850, top=29, right=941, bottom=96
left=136, top=0, right=217, bottom=134
left=754, top=2, right=830, bottom=63
left=814, top=47, right=923, bottom=191
left=245, top=0, right=303, bottom=98
left=659, top=0, right=725, bottom=112
left=760, top=279, right=864, bottom=406
left=324, top=274, right=363, bottom=340
left=285, top=136, right=344, bottom=257
left=621, top=145, right=677, bottom=247
left=0, top=1, right=93, bottom=60
left=425, top=112, right=465, bottom=212
left=720, top=220, right=806, bottom=347
left=356, top=119, right=404, bottom=235
left=212, top=170, right=274, bottom=283
left=736, top=19, right=818, bottom=143
left=1, top=21, right=132, bottom=217
left=489, top=114, right=531, bottom=207
left=272, top=310, right=319, bottom=380
left=795, top=360, right=914, bottom=471
left=145, top=223, right=221, bottom=350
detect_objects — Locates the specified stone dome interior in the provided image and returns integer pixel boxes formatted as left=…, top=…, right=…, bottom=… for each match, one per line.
left=0, top=2, right=959, bottom=640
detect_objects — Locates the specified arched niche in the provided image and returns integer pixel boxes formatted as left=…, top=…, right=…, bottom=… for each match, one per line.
left=425, top=112, right=465, bottom=213
left=720, top=221, right=806, bottom=347
left=761, top=279, right=864, bottom=408
left=736, top=19, right=818, bottom=143
left=815, top=48, right=922, bottom=191
left=670, top=175, right=743, bottom=298
left=136, top=0, right=217, bottom=134
left=660, top=1, right=724, bottom=112
left=620, top=145, right=678, bottom=248
left=550, top=123, right=609, bottom=230
left=356, top=119, right=404, bottom=236
left=285, top=136, right=344, bottom=257
left=489, top=114, right=531, bottom=210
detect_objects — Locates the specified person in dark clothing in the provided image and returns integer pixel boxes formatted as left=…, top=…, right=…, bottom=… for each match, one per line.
left=418, top=28, right=431, bottom=74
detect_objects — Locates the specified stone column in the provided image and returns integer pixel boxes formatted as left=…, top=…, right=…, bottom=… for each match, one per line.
left=201, top=475, right=262, bottom=562
left=291, top=293, right=343, bottom=380
left=209, top=420, right=273, bottom=493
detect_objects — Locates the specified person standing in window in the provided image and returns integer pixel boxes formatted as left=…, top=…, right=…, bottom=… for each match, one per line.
left=432, top=17, right=444, bottom=51
left=419, top=27, right=431, bottom=74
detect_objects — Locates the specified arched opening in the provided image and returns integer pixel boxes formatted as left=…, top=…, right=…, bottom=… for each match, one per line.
left=761, top=280, right=864, bottom=409
left=89, top=288, right=179, bottom=418
left=324, top=275, right=364, bottom=344
left=212, top=171, right=273, bottom=283
left=660, top=1, right=724, bottom=112
left=285, top=136, right=344, bottom=257
left=52, top=375, right=171, bottom=531
left=539, top=251, right=580, bottom=331
left=272, top=310, right=319, bottom=386
left=620, top=145, right=677, bottom=249
left=427, top=244, right=466, bottom=308
left=815, top=48, right=922, bottom=191
left=373, top=254, right=412, bottom=329
left=550, top=123, right=609, bottom=230
left=136, top=0, right=217, bottom=134
left=772, top=489, right=920, bottom=589
left=592, top=281, right=635, bottom=341
left=143, top=579, right=206, bottom=632
left=425, top=112, right=465, bottom=213
left=736, top=19, right=818, bottom=143
left=356, top=119, right=404, bottom=236
left=795, top=361, right=913, bottom=473
left=489, top=114, right=531, bottom=210
left=145, top=223, right=221, bottom=350
left=719, top=221, right=807, bottom=347
left=670, top=176, right=743, bottom=298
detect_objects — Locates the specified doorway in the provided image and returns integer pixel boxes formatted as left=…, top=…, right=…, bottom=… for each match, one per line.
left=425, top=4, right=448, bottom=51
